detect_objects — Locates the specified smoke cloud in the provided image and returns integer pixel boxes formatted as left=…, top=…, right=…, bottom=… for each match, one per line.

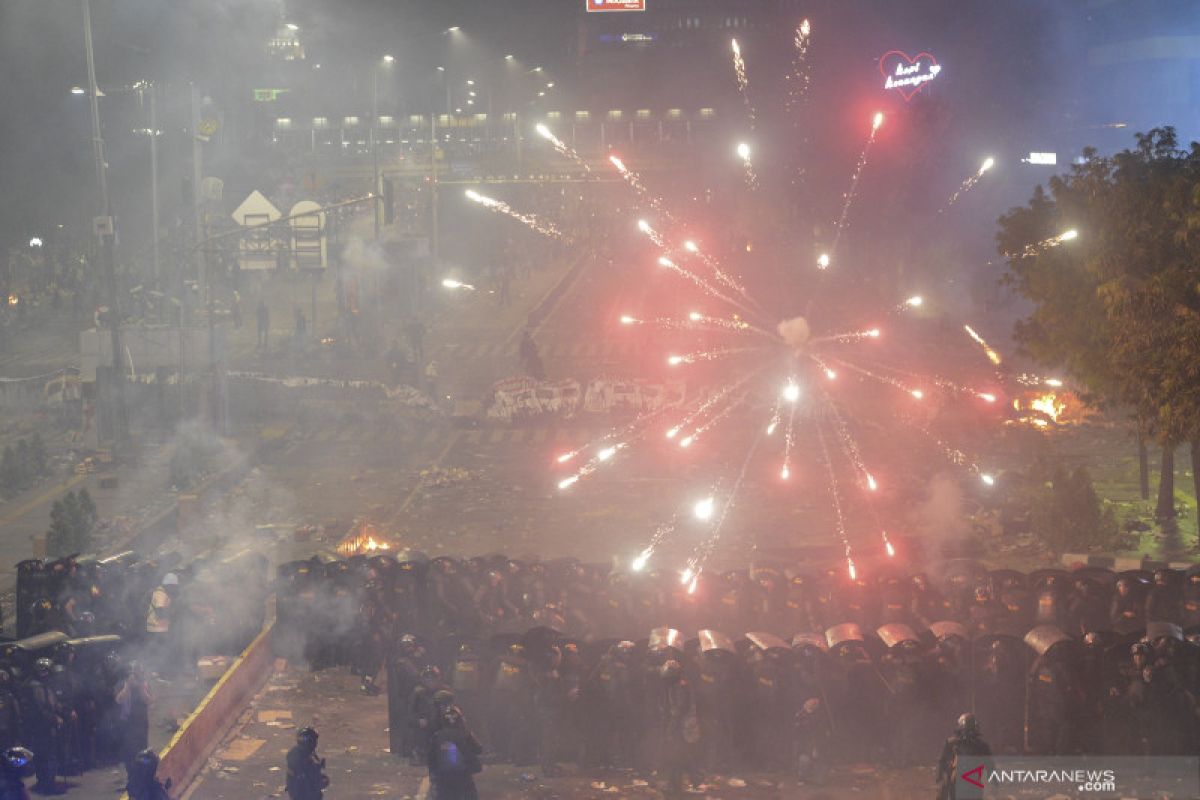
left=776, top=316, right=811, bottom=351
left=913, top=472, right=970, bottom=549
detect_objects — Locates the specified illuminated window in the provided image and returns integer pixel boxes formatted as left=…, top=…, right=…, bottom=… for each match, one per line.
left=636, top=109, right=651, bottom=119
left=378, top=115, right=394, bottom=126
left=667, top=108, right=683, bottom=118
left=503, top=112, right=517, bottom=122
left=575, top=110, right=590, bottom=121
left=607, top=109, right=623, bottom=120
left=343, top=116, right=359, bottom=126
left=699, top=108, right=715, bottom=118
left=547, top=111, right=562, bottom=120
left=409, top=115, right=425, bottom=125
left=474, top=113, right=487, bottom=122
left=312, top=116, right=328, bottom=128
left=274, top=118, right=292, bottom=129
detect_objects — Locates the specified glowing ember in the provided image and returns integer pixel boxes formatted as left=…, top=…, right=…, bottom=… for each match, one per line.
left=693, top=496, right=715, bottom=520
left=1030, top=392, right=1063, bottom=421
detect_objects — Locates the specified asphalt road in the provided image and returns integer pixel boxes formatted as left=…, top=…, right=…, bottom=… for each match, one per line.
left=186, top=665, right=935, bottom=800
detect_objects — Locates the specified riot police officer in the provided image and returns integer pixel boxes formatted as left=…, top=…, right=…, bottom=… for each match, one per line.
left=285, top=727, right=328, bottom=800
left=936, top=713, right=991, bottom=800
left=581, top=640, right=638, bottom=770
left=0, top=747, right=34, bottom=800
left=387, top=635, right=428, bottom=760
left=428, top=705, right=483, bottom=800
left=125, top=748, right=172, bottom=800
left=409, top=667, right=450, bottom=765
left=21, top=659, right=62, bottom=795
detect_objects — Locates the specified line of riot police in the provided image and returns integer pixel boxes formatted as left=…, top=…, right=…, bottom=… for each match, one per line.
left=273, top=553, right=1200, bottom=777
left=4, top=548, right=269, bottom=795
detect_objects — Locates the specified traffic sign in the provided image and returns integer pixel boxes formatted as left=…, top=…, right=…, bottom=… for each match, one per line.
left=587, top=0, right=645, bottom=11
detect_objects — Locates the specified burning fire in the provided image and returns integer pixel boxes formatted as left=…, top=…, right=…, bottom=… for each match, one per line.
left=337, top=522, right=392, bottom=556
left=7, top=295, right=17, bottom=306
left=1010, top=390, right=1075, bottom=429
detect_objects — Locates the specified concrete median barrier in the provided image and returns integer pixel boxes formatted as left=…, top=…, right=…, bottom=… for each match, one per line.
left=121, top=614, right=276, bottom=799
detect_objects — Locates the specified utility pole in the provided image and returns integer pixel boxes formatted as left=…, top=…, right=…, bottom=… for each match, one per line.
left=431, top=115, right=439, bottom=261
left=83, top=0, right=126, bottom=445
left=147, top=84, right=160, bottom=286
left=189, top=85, right=221, bottom=432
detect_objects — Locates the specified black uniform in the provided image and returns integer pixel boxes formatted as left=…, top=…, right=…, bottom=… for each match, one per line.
left=936, top=718, right=991, bottom=800
left=285, top=742, right=327, bottom=800
left=428, top=708, right=483, bottom=800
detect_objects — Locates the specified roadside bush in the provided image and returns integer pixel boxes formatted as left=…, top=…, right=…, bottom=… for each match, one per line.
left=1030, top=465, right=1119, bottom=552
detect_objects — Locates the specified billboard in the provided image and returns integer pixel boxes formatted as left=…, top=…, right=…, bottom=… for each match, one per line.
left=587, top=0, right=646, bottom=11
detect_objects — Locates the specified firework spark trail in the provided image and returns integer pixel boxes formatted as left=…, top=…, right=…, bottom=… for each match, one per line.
left=808, top=353, right=838, bottom=381
left=941, top=157, right=995, bottom=212
left=818, top=389, right=877, bottom=493
left=686, top=423, right=768, bottom=587
left=637, top=219, right=668, bottom=249
left=535, top=123, right=591, bottom=173
left=630, top=519, right=678, bottom=572
left=609, top=156, right=677, bottom=223
left=465, top=189, right=563, bottom=238
left=826, top=355, right=926, bottom=400
left=556, top=405, right=675, bottom=465
left=902, top=417, right=997, bottom=487
left=765, top=396, right=783, bottom=436
left=731, top=39, right=756, bottom=130
left=780, top=401, right=798, bottom=479
left=811, top=326, right=881, bottom=345
left=667, top=373, right=757, bottom=442
left=816, top=422, right=857, bottom=580
left=680, top=240, right=754, bottom=301
left=677, top=393, right=747, bottom=449
left=892, top=295, right=924, bottom=314
left=686, top=311, right=780, bottom=341
left=826, top=113, right=884, bottom=267
left=845, top=355, right=998, bottom=404
left=1009, top=229, right=1079, bottom=258
left=963, top=324, right=1003, bottom=366
left=656, top=254, right=771, bottom=324
left=667, top=346, right=765, bottom=367
left=785, top=19, right=812, bottom=117
left=737, top=142, right=759, bottom=190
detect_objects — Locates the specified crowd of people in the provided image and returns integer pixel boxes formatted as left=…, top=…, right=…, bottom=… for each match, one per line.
left=0, top=550, right=268, bottom=796
left=275, top=553, right=1200, bottom=794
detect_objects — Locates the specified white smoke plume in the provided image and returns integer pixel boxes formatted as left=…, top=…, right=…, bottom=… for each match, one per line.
left=776, top=316, right=811, bottom=351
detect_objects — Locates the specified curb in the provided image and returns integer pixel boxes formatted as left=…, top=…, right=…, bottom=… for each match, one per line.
left=121, top=614, right=277, bottom=800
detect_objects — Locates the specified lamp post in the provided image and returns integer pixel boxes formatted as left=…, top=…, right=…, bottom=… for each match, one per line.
left=82, top=0, right=126, bottom=444
left=372, top=54, right=394, bottom=241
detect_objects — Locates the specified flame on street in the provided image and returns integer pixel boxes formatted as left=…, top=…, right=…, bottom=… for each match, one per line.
left=337, top=522, right=393, bottom=556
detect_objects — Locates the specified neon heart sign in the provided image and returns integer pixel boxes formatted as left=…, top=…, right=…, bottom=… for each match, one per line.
left=879, top=50, right=942, bottom=101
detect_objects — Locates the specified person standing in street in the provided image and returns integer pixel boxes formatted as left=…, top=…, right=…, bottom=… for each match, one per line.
left=936, top=713, right=991, bottom=800
left=256, top=300, right=269, bottom=350
left=286, top=727, right=328, bottom=800
left=428, top=705, right=483, bottom=800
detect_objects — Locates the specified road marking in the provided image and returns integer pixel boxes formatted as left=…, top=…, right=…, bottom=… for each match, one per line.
left=416, top=776, right=431, bottom=800
left=0, top=472, right=89, bottom=530
left=387, top=431, right=461, bottom=527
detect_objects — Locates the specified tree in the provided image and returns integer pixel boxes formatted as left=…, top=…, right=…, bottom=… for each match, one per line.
left=998, top=128, right=1200, bottom=534
left=29, top=433, right=47, bottom=477
left=0, top=446, right=17, bottom=496
left=45, top=490, right=94, bottom=558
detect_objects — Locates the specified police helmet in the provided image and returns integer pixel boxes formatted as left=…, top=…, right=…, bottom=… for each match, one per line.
left=508, top=643, right=525, bottom=657
left=420, top=665, right=442, bottom=682
left=297, top=727, right=318, bottom=746
left=955, top=713, right=980, bottom=737
left=3, top=747, right=33, bottom=774
left=1131, top=642, right=1151, bottom=658
left=134, top=748, right=159, bottom=772
left=659, top=659, right=683, bottom=681
left=33, top=658, right=52, bottom=678
left=432, top=689, right=455, bottom=707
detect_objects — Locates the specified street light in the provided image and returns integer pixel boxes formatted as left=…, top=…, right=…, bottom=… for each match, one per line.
left=371, top=54, right=395, bottom=239
left=70, top=86, right=86, bottom=95
left=285, top=22, right=299, bottom=31
left=29, top=238, right=43, bottom=248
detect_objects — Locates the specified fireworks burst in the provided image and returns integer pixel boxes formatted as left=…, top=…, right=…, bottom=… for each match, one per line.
left=506, top=26, right=1020, bottom=586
